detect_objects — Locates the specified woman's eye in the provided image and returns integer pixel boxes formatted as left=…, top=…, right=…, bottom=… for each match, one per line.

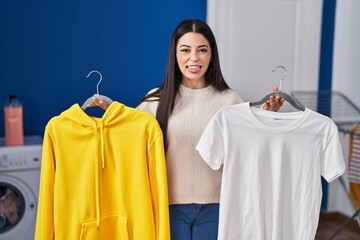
left=199, top=48, right=208, bottom=53
left=180, top=49, right=190, bottom=53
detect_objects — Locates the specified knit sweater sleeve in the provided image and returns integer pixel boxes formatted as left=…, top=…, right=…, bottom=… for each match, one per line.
left=137, top=88, right=159, bottom=117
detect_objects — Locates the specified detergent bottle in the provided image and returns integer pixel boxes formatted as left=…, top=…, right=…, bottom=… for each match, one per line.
left=4, top=95, right=24, bottom=146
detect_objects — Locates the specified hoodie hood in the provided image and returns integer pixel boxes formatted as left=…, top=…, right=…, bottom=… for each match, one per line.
left=61, top=101, right=133, bottom=128
left=60, top=101, right=135, bottom=228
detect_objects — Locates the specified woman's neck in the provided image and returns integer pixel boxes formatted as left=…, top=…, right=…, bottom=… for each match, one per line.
left=181, top=78, right=207, bottom=89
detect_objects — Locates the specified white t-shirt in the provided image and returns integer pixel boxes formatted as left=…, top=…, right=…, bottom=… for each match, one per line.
left=196, top=102, right=345, bottom=240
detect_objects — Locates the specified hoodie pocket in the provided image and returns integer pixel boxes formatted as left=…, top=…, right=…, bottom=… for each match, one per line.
left=79, top=214, right=129, bottom=240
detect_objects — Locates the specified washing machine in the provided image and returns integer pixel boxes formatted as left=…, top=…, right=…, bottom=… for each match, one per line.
left=0, top=136, right=42, bottom=240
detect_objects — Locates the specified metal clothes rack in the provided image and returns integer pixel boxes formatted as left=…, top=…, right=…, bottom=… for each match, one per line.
left=291, top=90, right=360, bottom=239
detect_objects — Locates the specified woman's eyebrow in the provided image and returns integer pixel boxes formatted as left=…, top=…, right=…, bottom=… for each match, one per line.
left=179, top=44, right=209, bottom=48
left=179, top=44, right=191, bottom=48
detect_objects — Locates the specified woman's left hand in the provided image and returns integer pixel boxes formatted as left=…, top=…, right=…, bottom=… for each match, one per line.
left=262, top=85, right=285, bottom=112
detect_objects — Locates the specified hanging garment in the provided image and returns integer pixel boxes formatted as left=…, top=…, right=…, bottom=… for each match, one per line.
left=196, top=102, right=345, bottom=240
left=348, top=128, right=360, bottom=218
left=35, top=102, right=170, bottom=240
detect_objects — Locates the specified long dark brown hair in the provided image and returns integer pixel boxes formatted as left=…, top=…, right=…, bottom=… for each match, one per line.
left=139, top=19, right=230, bottom=144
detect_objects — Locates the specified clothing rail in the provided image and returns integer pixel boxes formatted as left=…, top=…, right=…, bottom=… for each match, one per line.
left=291, top=90, right=360, bottom=238
left=291, top=91, right=360, bottom=127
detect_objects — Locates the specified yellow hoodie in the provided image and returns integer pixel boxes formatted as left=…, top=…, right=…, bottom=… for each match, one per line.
left=35, top=102, right=170, bottom=240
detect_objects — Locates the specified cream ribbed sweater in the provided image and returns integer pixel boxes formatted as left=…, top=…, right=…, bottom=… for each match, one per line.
left=137, top=84, right=243, bottom=204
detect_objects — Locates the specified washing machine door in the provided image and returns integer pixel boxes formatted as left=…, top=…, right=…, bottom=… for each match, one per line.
left=0, top=175, right=37, bottom=240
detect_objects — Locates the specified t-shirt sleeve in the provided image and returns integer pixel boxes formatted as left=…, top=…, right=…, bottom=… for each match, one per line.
left=321, top=123, right=346, bottom=182
left=196, top=116, right=225, bottom=170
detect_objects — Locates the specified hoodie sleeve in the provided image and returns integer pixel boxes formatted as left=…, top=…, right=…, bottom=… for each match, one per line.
left=147, top=124, right=170, bottom=240
left=34, top=125, right=55, bottom=240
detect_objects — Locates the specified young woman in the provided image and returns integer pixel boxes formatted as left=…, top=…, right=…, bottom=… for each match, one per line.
left=91, top=19, right=283, bottom=240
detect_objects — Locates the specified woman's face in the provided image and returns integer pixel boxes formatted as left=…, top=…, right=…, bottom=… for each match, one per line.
left=176, top=32, right=212, bottom=88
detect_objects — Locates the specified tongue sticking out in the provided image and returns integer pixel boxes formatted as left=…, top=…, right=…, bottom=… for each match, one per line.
left=188, top=66, right=201, bottom=73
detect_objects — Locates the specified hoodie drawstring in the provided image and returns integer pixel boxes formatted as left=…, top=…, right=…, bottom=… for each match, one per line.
left=99, top=122, right=105, bottom=170
left=93, top=121, right=105, bottom=229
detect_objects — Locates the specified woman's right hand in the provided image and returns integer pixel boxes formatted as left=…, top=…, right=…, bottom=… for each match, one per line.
left=86, top=95, right=110, bottom=110
left=261, top=85, right=284, bottom=112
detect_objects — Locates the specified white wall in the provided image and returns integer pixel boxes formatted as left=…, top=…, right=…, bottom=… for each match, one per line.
left=333, top=0, right=360, bottom=106
left=207, top=0, right=322, bottom=109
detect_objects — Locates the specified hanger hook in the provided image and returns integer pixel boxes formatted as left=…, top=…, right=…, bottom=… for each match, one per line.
left=86, top=70, right=102, bottom=95
left=271, top=66, right=287, bottom=92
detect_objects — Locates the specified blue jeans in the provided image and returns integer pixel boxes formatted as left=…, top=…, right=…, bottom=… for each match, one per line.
left=169, top=203, right=219, bottom=240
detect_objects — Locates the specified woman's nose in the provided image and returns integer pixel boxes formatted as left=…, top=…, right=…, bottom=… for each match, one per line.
left=190, top=51, right=199, bottom=61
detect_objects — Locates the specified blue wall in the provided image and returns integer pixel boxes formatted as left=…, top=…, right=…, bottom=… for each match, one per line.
left=318, top=0, right=337, bottom=211
left=0, top=0, right=206, bottom=137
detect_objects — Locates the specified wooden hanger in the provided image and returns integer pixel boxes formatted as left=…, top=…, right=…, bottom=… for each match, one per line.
left=81, top=70, right=113, bottom=110
left=249, top=66, right=305, bottom=111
